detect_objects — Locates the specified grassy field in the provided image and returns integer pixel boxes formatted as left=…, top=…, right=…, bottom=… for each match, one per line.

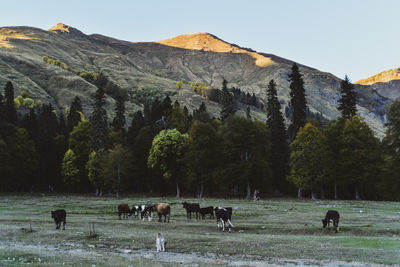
left=0, top=194, right=399, bottom=266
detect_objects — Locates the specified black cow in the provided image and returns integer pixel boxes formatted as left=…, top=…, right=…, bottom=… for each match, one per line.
left=182, top=202, right=200, bottom=219
left=129, top=205, right=141, bottom=218
left=199, top=206, right=214, bottom=219
left=51, top=209, right=66, bottom=230
left=118, top=204, right=130, bottom=219
left=214, top=207, right=234, bottom=232
left=322, top=210, right=340, bottom=233
left=141, top=205, right=155, bottom=221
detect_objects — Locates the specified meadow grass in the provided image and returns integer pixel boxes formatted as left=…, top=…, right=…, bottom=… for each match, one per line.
left=0, top=194, right=399, bottom=266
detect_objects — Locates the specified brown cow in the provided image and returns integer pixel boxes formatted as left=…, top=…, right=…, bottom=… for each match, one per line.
left=154, top=203, right=170, bottom=223
left=118, top=204, right=130, bottom=219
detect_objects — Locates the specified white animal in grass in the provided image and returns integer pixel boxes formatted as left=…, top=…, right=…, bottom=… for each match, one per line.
left=156, top=233, right=165, bottom=252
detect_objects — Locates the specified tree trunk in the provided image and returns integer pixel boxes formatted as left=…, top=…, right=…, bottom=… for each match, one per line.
left=176, top=180, right=180, bottom=198
left=297, top=188, right=302, bottom=198
left=355, top=184, right=360, bottom=200
left=99, top=188, right=103, bottom=196
left=117, top=163, right=121, bottom=197
left=311, top=191, right=317, bottom=200
left=246, top=181, right=251, bottom=200
left=95, top=188, right=99, bottom=196
left=233, top=185, right=239, bottom=198
left=320, top=188, right=326, bottom=199
left=198, top=183, right=204, bottom=199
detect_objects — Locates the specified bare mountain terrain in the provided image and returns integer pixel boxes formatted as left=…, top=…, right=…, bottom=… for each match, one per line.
left=0, top=23, right=395, bottom=136
left=356, top=68, right=400, bottom=101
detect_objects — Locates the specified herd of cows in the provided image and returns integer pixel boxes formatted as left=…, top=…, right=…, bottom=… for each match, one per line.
left=51, top=201, right=341, bottom=234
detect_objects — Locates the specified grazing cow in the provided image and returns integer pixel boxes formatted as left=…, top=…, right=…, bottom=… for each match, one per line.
left=51, top=209, right=66, bottom=230
left=214, top=207, right=234, bottom=232
left=141, top=205, right=154, bottom=221
left=322, top=210, right=340, bottom=233
left=129, top=205, right=141, bottom=218
left=182, top=202, right=200, bottom=219
left=155, top=203, right=170, bottom=223
left=199, top=206, right=214, bottom=219
left=118, top=204, right=130, bottom=219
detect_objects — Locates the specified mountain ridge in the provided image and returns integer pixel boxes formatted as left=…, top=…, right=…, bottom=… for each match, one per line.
left=0, top=23, right=395, bottom=136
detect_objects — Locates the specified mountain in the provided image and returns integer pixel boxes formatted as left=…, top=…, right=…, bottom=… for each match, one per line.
left=356, top=68, right=400, bottom=100
left=0, top=23, right=391, bottom=136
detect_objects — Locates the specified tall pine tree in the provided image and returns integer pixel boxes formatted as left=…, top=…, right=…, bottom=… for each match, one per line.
left=288, top=63, right=307, bottom=140
left=67, top=96, right=83, bottom=132
left=338, top=75, right=357, bottom=119
left=266, top=80, right=289, bottom=194
left=89, top=87, right=109, bottom=152
left=111, top=95, right=126, bottom=133
left=4, top=82, right=17, bottom=125
left=220, top=79, right=237, bottom=121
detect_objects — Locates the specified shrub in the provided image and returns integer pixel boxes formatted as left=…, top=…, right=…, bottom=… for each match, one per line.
left=22, top=98, right=34, bottom=109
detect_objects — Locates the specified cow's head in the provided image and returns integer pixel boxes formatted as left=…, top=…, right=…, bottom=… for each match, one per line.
left=182, top=202, right=187, bottom=208
left=322, top=218, right=328, bottom=228
left=51, top=211, right=55, bottom=218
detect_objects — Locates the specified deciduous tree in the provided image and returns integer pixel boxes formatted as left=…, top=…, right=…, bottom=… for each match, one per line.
left=148, top=129, right=188, bottom=197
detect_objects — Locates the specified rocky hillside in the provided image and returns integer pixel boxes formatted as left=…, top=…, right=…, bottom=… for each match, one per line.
left=0, top=23, right=392, bottom=136
left=356, top=68, right=400, bottom=101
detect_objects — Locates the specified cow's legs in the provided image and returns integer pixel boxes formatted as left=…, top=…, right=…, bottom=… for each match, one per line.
left=158, top=213, right=162, bottom=222
left=63, top=219, right=66, bottom=230
left=221, top=220, right=225, bottom=232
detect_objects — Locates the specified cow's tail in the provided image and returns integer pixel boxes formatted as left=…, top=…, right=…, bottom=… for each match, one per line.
left=227, top=219, right=234, bottom=228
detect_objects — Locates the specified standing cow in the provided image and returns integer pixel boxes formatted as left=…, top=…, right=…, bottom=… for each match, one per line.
left=214, top=207, right=234, bottom=232
left=155, top=203, right=170, bottom=223
left=51, top=209, right=66, bottom=230
left=182, top=202, right=200, bottom=219
left=118, top=204, right=130, bottom=219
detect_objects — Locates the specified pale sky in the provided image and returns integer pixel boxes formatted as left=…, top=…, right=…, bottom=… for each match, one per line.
left=1, top=0, right=399, bottom=81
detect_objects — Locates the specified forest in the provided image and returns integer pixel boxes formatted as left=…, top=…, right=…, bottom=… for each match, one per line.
left=0, top=63, right=399, bottom=201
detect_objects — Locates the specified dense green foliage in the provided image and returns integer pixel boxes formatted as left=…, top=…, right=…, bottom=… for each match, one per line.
left=0, top=78, right=399, bottom=201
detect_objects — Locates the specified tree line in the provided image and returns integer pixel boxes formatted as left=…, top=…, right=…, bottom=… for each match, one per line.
left=0, top=64, right=399, bottom=200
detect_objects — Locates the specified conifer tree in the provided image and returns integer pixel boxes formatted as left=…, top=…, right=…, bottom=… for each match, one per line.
left=58, top=113, right=68, bottom=136
left=111, top=95, right=126, bottom=133
left=67, top=96, right=82, bottom=132
left=220, top=79, right=237, bottom=121
left=127, top=110, right=145, bottom=149
left=161, top=95, right=172, bottom=117
left=89, top=88, right=109, bottom=152
left=36, top=104, right=59, bottom=189
left=143, top=103, right=152, bottom=125
left=150, top=98, right=163, bottom=124
left=21, top=109, right=38, bottom=142
left=266, top=80, right=289, bottom=194
left=338, top=75, right=357, bottom=119
left=288, top=63, right=307, bottom=140
left=246, top=106, right=251, bottom=119
left=0, top=93, right=4, bottom=124
left=4, top=82, right=17, bottom=124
